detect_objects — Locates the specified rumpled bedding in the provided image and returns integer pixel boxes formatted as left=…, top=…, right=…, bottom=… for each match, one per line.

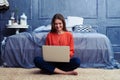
left=1, top=32, right=120, bottom=69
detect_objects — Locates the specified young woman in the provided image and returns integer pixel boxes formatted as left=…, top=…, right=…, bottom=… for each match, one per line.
left=34, top=13, right=80, bottom=75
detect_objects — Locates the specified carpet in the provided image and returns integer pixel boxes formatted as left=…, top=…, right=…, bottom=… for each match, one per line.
left=0, top=68, right=120, bottom=80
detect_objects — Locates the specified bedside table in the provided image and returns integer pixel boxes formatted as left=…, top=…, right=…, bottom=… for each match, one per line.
left=7, top=24, right=29, bottom=34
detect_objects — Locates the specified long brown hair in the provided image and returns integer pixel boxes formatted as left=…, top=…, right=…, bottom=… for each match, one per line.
left=50, top=13, right=67, bottom=33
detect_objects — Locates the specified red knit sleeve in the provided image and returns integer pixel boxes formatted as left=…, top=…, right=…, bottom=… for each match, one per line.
left=69, top=33, right=74, bottom=58
left=45, top=33, right=50, bottom=45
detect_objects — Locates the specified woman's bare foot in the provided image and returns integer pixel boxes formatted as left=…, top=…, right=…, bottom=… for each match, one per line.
left=64, top=71, right=78, bottom=75
left=54, top=68, right=78, bottom=75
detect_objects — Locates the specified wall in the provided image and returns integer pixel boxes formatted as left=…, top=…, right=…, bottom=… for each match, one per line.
left=0, top=0, right=120, bottom=60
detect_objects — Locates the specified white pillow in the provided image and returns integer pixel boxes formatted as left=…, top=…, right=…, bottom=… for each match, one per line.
left=66, top=16, right=83, bottom=28
left=33, top=25, right=51, bottom=32
left=34, top=25, right=45, bottom=32
left=45, top=24, right=51, bottom=30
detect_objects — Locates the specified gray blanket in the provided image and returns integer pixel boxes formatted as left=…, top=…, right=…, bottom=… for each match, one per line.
left=1, top=32, right=120, bottom=69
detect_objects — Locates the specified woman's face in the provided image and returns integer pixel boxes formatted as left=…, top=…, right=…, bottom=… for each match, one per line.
left=54, top=19, right=63, bottom=32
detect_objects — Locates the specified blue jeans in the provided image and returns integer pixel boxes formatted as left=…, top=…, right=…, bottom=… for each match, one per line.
left=34, top=56, right=80, bottom=74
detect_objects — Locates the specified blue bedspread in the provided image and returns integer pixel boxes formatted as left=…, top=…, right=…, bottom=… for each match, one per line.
left=1, top=32, right=120, bottom=69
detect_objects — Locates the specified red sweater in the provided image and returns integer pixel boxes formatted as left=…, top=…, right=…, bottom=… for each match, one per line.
left=45, top=32, right=74, bottom=58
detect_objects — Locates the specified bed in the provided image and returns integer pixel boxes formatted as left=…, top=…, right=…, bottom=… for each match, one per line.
left=1, top=29, right=120, bottom=69
left=1, top=15, right=120, bottom=68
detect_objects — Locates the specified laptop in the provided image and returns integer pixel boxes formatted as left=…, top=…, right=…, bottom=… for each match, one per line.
left=42, top=45, right=70, bottom=62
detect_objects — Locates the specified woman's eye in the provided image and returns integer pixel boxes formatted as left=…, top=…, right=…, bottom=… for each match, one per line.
left=59, top=23, right=62, bottom=25
left=55, top=23, right=61, bottom=25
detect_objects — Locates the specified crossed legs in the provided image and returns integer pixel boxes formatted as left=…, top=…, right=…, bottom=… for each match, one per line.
left=34, top=57, right=80, bottom=75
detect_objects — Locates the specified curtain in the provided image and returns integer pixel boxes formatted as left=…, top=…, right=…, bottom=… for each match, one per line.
left=0, top=0, right=9, bottom=10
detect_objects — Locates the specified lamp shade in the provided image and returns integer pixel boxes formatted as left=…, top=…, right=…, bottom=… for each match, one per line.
left=0, top=0, right=9, bottom=10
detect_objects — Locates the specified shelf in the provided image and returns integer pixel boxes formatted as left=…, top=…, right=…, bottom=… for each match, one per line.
left=7, top=24, right=29, bottom=28
left=6, top=24, right=29, bottom=34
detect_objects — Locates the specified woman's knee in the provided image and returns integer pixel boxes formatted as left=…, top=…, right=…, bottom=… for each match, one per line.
left=34, top=56, right=43, bottom=65
left=71, top=57, right=80, bottom=67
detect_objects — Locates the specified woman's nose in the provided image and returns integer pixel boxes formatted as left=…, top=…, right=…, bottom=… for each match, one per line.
left=56, top=24, right=60, bottom=27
